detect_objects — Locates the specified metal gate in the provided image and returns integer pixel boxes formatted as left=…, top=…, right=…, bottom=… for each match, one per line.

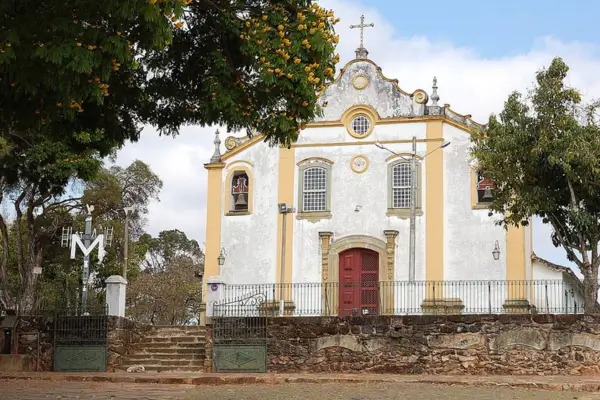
left=212, top=292, right=268, bottom=373
left=53, top=306, right=108, bottom=372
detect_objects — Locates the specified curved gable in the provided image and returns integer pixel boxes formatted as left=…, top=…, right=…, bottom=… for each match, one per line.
left=316, top=59, right=429, bottom=121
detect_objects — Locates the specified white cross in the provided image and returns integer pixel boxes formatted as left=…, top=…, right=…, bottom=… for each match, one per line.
left=350, top=15, right=374, bottom=49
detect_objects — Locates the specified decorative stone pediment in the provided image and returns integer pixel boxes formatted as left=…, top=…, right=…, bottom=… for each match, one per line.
left=316, top=59, right=429, bottom=122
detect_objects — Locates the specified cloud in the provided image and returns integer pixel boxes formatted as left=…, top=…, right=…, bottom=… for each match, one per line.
left=114, top=0, right=600, bottom=268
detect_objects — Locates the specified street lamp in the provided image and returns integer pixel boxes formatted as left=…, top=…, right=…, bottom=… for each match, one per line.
left=122, top=206, right=136, bottom=280
left=492, top=240, right=500, bottom=261
left=375, top=137, right=451, bottom=282
left=217, top=248, right=226, bottom=266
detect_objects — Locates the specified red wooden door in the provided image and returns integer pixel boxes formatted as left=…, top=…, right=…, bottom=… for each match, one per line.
left=338, top=248, right=379, bottom=316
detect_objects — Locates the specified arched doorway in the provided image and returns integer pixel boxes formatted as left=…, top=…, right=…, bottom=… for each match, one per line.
left=338, top=248, right=379, bottom=316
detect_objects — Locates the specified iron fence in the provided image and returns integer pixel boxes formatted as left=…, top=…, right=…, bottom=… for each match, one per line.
left=216, top=279, right=586, bottom=316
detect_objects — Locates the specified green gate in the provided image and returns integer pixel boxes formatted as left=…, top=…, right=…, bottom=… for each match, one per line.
left=53, top=306, right=108, bottom=372
left=213, top=293, right=268, bottom=373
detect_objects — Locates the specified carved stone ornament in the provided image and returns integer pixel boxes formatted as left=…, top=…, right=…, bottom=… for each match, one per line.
left=352, top=74, right=369, bottom=90
left=413, top=89, right=429, bottom=104
left=350, top=155, right=369, bottom=174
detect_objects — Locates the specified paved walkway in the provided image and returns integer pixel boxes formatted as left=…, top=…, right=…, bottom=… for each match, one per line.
left=2, top=371, right=600, bottom=392
left=4, top=379, right=600, bottom=400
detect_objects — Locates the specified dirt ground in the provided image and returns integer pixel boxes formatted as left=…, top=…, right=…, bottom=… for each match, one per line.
left=2, top=380, right=600, bottom=400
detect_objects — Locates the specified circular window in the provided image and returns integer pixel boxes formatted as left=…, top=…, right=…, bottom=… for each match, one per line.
left=351, top=115, right=371, bottom=136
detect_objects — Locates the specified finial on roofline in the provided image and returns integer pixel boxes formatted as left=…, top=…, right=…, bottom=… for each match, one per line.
left=431, top=76, right=440, bottom=106
left=210, top=129, right=221, bottom=163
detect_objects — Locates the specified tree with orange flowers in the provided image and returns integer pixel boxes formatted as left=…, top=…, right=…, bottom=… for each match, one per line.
left=146, top=0, right=340, bottom=146
left=0, top=0, right=339, bottom=309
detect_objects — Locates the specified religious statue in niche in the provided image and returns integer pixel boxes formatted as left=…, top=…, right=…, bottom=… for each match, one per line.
left=231, top=172, right=249, bottom=211
left=476, top=170, right=496, bottom=204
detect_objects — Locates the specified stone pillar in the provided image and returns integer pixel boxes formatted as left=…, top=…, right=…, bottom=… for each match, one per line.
left=383, top=230, right=398, bottom=281
left=205, top=276, right=226, bottom=322
left=105, top=275, right=127, bottom=317
left=319, top=232, right=333, bottom=281
left=383, top=230, right=399, bottom=314
left=319, top=232, right=333, bottom=316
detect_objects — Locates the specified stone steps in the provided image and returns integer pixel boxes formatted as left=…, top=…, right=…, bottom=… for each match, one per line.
left=127, top=353, right=204, bottom=360
left=132, top=342, right=204, bottom=349
left=143, top=347, right=205, bottom=355
left=122, top=365, right=205, bottom=372
left=121, top=359, right=205, bottom=367
left=120, top=325, right=207, bottom=373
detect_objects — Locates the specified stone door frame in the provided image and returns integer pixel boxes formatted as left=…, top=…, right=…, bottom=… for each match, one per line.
left=320, top=233, right=398, bottom=316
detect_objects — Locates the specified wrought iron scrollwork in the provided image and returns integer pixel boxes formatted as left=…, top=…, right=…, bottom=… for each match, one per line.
left=213, top=292, right=267, bottom=317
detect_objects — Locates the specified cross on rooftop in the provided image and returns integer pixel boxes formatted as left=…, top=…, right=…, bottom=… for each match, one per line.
left=350, top=14, right=374, bottom=57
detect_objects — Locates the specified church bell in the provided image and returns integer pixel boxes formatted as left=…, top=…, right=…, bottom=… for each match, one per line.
left=235, top=193, right=248, bottom=206
left=482, top=186, right=493, bottom=200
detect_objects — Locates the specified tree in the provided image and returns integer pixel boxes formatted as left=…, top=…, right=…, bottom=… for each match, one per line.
left=0, top=159, right=162, bottom=310
left=470, top=57, right=600, bottom=313
left=1, top=0, right=181, bottom=308
left=146, top=0, right=340, bottom=146
left=127, top=229, right=204, bottom=325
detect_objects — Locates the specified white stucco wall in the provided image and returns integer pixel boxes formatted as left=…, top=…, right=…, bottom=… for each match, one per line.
left=219, top=144, right=280, bottom=285
left=531, top=261, right=584, bottom=314
left=442, top=124, right=506, bottom=280
left=293, top=122, right=428, bottom=287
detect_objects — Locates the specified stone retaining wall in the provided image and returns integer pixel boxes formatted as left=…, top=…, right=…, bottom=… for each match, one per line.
left=0, top=315, right=148, bottom=372
left=209, top=314, right=600, bottom=375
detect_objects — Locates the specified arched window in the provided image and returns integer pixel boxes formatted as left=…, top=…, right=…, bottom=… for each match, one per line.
left=476, top=169, right=495, bottom=204
left=387, top=160, right=422, bottom=218
left=301, top=167, right=327, bottom=212
left=297, top=158, right=333, bottom=221
left=229, top=171, right=249, bottom=213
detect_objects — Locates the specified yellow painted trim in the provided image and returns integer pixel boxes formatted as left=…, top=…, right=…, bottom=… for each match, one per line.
left=306, top=115, right=480, bottom=134
left=340, top=105, right=380, bottom=139
left=226, top=159, right=255, bottom=168
left=276, top=146, right=295, bottom=298
left=220, top=135, right=265, bottom=161
left=293, top=138, right=443, bottom=149
left=385, top=153, right=424, bottom=163
left=506, top=225, right=527, bottom=299
left=223, top=166, right=254, bottom=216
left=350, top=155, right=369, bottom=174
left=296, top=156, right=334, bottom=166
left=202, top=162, right=224, bottom=301
left=218, top=127, right=449, bottom=161
left=425, top=120, right=444, bottom=298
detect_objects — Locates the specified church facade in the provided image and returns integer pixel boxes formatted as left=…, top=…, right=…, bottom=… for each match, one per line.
left=202, top=42, right=583, bottom=315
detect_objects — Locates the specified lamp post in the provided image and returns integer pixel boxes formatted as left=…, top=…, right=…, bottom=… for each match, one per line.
left=278, top=203, right=294, bottom=314
left=122, top=206, right=136, bottom=280
left=492, top=240, right=500, bottom=261
left=375, top=137, right=451, bottom=281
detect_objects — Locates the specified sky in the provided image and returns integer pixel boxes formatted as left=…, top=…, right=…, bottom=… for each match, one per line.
left=114, top=0, right=600, bottom=272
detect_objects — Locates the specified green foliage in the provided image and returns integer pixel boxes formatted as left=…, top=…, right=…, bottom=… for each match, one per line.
left=127, top=229, right=204, bottom=325
left=0, top=0, right=185, bottom=193
left=0, top=159, right=162, bottom=310
left=146, top=0, right=340, bottom=146
left=470, top=57, right=600, bottom=311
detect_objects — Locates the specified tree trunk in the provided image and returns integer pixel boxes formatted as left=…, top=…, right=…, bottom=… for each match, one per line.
left=582, top=264, right=600, bottom=314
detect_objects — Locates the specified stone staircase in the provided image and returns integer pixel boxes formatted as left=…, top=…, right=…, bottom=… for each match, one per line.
left=119, top=325, right=206, bottom=372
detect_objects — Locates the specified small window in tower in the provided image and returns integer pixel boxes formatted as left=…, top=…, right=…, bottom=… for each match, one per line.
left=351, top=115, right=371, bottom=136
left=476, top=170, right=495, bottom=204
left=231, top=171, right=249, bottom=212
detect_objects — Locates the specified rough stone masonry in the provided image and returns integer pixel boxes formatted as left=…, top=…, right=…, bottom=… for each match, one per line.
left=218, top=314, right=600, bottom=375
